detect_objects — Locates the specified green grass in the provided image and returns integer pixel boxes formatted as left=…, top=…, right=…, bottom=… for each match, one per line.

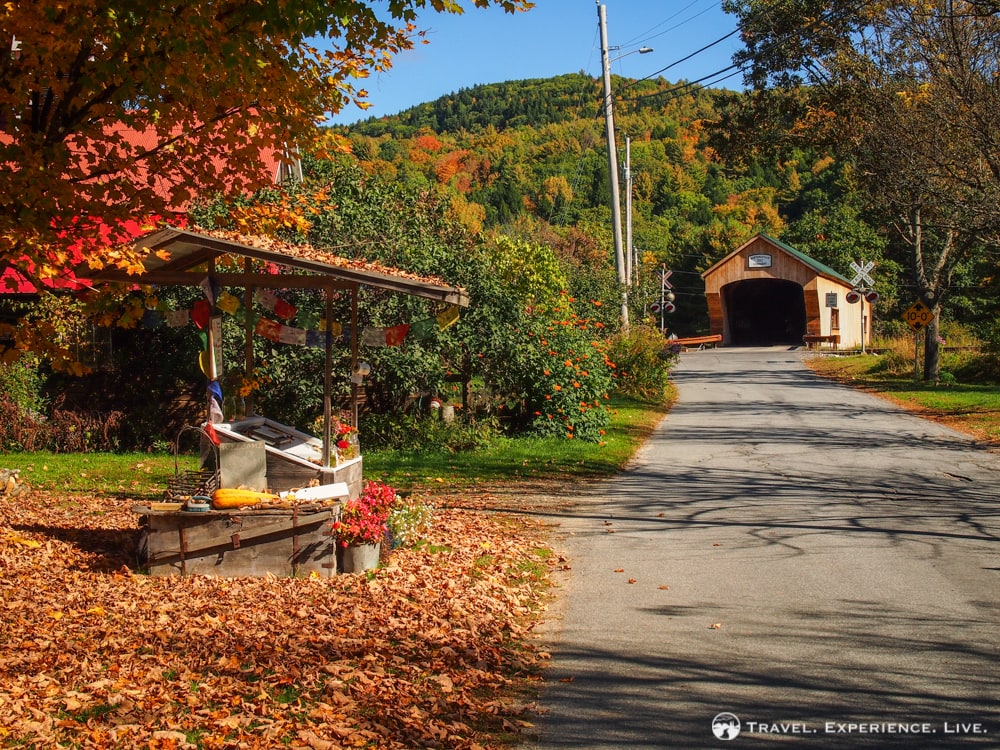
left=0, top=451, right=197, bottom=496
left=806, top=353, right=1000, bottom=443
left=0, top=395, right=669, bottom=496
left=362, top=394, right=671, bottom=490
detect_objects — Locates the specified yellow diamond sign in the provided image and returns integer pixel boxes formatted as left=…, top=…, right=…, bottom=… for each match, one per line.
left=903, top=300, right=932, bottom=331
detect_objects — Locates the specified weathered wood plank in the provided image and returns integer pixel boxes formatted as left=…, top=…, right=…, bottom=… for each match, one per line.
left=141, top=507, right=339, bottom=577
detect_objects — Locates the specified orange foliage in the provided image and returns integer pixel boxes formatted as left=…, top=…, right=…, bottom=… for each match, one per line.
left=0, top=489, right=551, bottom=749
left=0, top=0, right=531, bottom=281
left=414, top=133, right=444, bottom=153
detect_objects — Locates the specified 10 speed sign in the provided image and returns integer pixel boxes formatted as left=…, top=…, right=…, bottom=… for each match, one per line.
left=903, top=300, right=932, bottom=331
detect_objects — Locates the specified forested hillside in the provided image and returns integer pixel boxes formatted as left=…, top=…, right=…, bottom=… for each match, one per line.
left=330, top=73, right=892, bottom=336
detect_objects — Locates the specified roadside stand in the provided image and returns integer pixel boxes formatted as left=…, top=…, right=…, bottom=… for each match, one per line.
left=72, top=226, right=468, bottom=577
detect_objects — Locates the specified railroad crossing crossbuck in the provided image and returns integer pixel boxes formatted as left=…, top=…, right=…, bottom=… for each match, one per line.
left=849, top=260, right=875, bottom=288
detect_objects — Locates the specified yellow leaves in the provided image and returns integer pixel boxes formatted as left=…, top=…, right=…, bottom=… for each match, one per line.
left=5, top=532, right=41, bottom=548
left=896, top=82, right=932, bottom=108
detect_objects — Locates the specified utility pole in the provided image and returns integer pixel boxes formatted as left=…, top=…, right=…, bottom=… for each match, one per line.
left=597, top=1, right=628, bottom=329
left=625, top=134, right=633, bottom=287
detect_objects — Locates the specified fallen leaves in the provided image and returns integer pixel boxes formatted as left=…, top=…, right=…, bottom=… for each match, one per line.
left=0, top=490, right=551, bottom=748
left=196, top=226, right=456, bottom=287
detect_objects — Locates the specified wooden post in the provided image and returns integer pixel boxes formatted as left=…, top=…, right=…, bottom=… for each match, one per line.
left=322, top=290, right=333, bottom=467
left=243, top=258, right=255, bottom=417
left=350, top=284, right=360, bottom=427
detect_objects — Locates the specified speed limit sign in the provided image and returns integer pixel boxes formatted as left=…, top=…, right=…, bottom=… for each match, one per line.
left=903, top=300, right=932, bottom=331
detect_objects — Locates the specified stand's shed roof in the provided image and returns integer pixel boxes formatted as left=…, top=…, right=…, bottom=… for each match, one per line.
left=76, top=227, right=470, bottom=307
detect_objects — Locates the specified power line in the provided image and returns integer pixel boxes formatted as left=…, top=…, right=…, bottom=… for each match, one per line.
left=620, top=0, right=877, bottom=107
left=621, top=0, right=727, bottom=50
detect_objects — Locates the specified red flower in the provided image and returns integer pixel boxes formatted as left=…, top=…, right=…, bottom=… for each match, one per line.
left=334, top=480, right=398, bottom=546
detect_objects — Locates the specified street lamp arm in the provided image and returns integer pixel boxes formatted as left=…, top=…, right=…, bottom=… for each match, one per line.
left=610, top=46, right=654, bottom=63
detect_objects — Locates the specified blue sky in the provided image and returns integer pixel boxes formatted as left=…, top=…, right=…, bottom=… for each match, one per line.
left=328, top=0, right=745, bottom=125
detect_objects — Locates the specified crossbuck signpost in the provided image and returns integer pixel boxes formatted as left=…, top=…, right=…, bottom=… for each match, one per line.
left=847, top=260, right=878, bottom=353
left=649, top=265, right=675, bottom=333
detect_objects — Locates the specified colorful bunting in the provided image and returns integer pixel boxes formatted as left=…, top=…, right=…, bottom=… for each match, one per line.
left=254, top=318, right=282, bottom=342
left=191, top=299, right=211, bottom=329
left=436, top=305, right=460, bottom=330
left=200, top=276, right=221, bottom=305
left=254, top=289, right=298, bottom=320
left=409, top=317, right=436, bottom=340
left=319, top=319, right=343, bottom=337
left=278, top=325, right=307, bottom=346
left=141, top=309, right=163, bottom=329
left=216, top=291, right=241, bottom=315
left=254, top=289, right=280, bottom=312
left=165, top=309, right=190, bottom=327
left=362, top=327, right=387, bottom=347
left=273, top=297, right=298, bottom=320
left=149, top=287, right=461, bottom=349
left=385, top=323, right=411, bottom=347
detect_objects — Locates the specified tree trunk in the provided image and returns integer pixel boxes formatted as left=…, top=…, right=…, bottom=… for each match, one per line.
left=923, top=308, right=941, bottom=382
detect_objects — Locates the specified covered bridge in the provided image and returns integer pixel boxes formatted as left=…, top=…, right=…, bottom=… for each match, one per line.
left=701, top=234, right=868, bottom=349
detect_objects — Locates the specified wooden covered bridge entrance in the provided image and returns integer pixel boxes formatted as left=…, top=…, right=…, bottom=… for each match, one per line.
left=701, top=234, right=866, bottom=349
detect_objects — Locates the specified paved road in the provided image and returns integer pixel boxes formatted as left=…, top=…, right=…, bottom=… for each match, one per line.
left=527, top=347, right=999, bottom=748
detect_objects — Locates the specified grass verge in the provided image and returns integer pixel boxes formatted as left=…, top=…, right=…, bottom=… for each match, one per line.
left=0, top=393, right=672, bottom=496
left=0, top=451, right=191, bottom=496
left=364, top=394, right=672, bottom=491
left=804, top=353, right=1000, bottom=444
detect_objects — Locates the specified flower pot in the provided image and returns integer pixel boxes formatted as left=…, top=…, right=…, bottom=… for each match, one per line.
left=338, top=542, right=380, bottom=573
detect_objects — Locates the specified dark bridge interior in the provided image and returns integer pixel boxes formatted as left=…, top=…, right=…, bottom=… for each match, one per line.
left=724, top=279, right=806, bottom=346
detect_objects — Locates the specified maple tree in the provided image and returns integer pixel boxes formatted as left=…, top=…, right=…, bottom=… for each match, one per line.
left=0, top=0, right=532, bottom=288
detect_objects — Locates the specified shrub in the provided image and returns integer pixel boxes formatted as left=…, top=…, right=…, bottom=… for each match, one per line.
left=360, top=411, right=501, bottom=452
left=0, top=395, right=48, bottom=452
left=607, top=325, right=676, bottom=402
left=521, top=301, right=614, bottom=443
left=869, top=337, right=914, bottom=376
left=0, top=359, right=46, bottom=417
left=47, top=400, right=125, bottom=452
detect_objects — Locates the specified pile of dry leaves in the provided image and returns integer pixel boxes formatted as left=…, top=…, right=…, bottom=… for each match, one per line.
left=0, top=489, right=556, bottom=749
